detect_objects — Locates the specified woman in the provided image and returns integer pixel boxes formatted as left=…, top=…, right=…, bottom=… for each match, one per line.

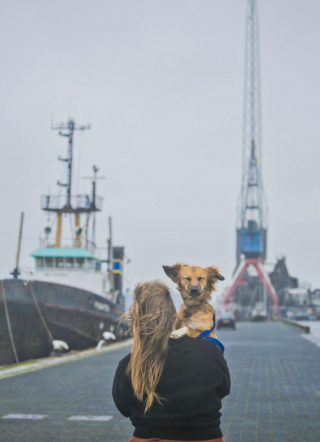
left=112, top=281, right=230, bottom=442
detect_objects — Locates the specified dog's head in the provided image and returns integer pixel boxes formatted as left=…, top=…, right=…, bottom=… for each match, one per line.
left=163, top=263, right=225, bottom=305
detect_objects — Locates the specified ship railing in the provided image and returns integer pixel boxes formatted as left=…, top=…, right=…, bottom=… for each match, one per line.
left=39, top=239, right=92, bottom=249
left=41, top=194, right=103, bottom=213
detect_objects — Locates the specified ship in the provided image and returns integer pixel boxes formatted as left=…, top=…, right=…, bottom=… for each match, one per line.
left=0, top=120, right=129, bottom=366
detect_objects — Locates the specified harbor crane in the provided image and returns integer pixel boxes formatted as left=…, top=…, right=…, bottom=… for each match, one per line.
left=222, top=0, right=279, bottom=315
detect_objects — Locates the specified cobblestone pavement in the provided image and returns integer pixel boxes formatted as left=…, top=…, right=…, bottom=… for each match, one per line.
left=0, top=322, right=320, bottom=442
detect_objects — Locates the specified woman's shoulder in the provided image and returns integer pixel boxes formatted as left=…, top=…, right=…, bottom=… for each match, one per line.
left=169, top=334, right=225, bottom=357
left=113, top=353, right=131, bottom=387
left=170, top=332, right=220, bottom=348
left=117, top=352, right=131, bottom=369
left=114, top=352, right=131, bottom=378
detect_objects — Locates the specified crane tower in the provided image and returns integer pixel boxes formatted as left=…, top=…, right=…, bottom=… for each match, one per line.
left=222, top=0, right=279, bottom=315
left=236, top=0, right=267, bottom=264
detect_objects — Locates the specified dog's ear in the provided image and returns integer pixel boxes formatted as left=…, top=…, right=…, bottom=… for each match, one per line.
left=206, top=266, right=225, bottom=290
left=162, top=264, right=181, bottom=283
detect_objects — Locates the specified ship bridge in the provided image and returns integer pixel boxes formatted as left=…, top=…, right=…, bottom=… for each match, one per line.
left=31, top=248, right=101, bottom=271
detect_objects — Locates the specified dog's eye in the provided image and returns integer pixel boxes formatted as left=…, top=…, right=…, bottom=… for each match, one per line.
left=184, top=277, right=191, bottom=281
left=198, top=277, right=204, bottom=281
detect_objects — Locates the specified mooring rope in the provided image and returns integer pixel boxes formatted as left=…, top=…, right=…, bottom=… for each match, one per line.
left=28, top=280, right=54, bottom=343
left=0, top=280, right=19, bottom=364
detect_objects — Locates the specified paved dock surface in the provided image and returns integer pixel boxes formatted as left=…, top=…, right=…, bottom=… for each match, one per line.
left=300, top=320, right=320, bottom=349
left=1, top=322, right=320, bottom=442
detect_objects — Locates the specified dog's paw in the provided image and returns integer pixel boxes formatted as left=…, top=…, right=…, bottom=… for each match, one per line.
left=170, top=327, right=188, bottom=339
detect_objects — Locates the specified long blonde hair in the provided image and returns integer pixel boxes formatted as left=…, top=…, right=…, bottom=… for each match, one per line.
left=126, top=281, right=176, bottom=413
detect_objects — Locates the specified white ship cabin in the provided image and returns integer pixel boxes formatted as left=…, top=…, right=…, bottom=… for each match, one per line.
left=31, top=248, right=102, bottom=272
left=26, top=248, right=107, bottom=297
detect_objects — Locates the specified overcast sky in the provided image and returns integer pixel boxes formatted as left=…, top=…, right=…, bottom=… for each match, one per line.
left=1, top=0, right=320, bottom=297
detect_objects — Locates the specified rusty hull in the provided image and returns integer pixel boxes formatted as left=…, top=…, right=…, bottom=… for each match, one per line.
left=0, top=279, right=127, bottom=365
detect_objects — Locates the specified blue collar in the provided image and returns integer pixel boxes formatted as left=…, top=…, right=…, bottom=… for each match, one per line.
left=196, top=317, right=225, bottom=354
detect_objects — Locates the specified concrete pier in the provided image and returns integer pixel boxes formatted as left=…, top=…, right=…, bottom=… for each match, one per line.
left=1, top=322, right=320, bottom=442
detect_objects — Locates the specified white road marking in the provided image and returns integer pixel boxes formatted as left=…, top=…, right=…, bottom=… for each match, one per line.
left=2, top=414, right=48, bottom=419
left=68, top=415, right=113, bottom=421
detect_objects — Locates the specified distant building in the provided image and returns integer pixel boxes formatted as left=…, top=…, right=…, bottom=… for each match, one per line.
left=287, top=288, right=309, bottom=306
left=268, top=257, right=298, bottom=306
left=311, top=289, right=320, bottom=308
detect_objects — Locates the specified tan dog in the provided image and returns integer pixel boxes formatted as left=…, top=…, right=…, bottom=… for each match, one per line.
left=163, top=263, right=224, bottom=338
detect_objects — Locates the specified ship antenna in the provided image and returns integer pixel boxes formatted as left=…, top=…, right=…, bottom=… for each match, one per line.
left=82, top=165, right=105, bottom=248
left=52, top=119, right=91, bottom=209
left=11, top=212, right=24, bottom=279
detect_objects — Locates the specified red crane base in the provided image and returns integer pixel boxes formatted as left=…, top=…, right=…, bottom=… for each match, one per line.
left=222, top=258, right=279, bottom=315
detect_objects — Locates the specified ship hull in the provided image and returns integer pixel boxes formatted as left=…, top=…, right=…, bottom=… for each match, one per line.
left=0, top=279, right=128, bottom=365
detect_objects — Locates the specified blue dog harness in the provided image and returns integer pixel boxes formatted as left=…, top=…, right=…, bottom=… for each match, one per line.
left=196, top=317, right=225, bottom=354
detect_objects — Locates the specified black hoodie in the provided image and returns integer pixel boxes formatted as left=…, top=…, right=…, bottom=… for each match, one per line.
left=112, top=335, right=231, bottom=441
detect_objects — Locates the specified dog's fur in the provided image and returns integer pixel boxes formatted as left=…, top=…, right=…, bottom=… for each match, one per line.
left=163, top=263, right=224, bottom=339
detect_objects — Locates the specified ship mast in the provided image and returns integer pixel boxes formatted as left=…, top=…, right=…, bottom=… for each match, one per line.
left=42, top=119, right=102, bottom=249
left=53, top=119, right=90, bottom=209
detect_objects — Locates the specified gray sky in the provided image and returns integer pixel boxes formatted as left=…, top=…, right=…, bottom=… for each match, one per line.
left=1, top=0, right=320, bottom=294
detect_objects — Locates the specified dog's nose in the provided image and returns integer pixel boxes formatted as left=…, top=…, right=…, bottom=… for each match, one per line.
left=190, top=286, right=200, bottom=296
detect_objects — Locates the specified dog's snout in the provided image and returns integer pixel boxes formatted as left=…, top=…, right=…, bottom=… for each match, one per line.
left=190, top=286, right=200, bottom=296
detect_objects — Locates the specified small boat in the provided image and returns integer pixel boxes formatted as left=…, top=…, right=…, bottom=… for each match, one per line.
left=0, top=120, right=129, bottom=365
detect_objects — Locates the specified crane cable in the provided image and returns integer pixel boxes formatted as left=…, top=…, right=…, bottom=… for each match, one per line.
left=0, top=280, right=19, bottom=364
left=28, top=281, right=54, bottom=343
